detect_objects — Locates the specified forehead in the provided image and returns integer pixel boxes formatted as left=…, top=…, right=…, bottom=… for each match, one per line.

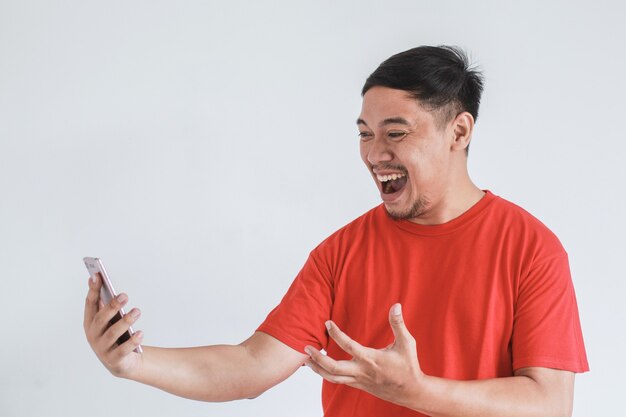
left=358, top=86, right=432, bottom=127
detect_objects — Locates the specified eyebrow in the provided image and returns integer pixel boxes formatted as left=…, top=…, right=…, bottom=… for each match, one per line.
left=356, top=117, right=412, bottom=127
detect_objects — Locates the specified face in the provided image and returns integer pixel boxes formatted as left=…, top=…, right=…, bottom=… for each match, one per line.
left=358, top=86, right=457, bottom=221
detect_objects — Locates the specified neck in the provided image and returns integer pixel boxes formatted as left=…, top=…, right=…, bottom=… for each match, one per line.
left=408, top=175, right=484, bottom=226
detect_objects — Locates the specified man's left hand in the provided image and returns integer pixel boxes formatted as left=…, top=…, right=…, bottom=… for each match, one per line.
left=305, top=303, right=424, bottom=406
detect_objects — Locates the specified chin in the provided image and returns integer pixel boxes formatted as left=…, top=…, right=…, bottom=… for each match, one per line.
left=384, top=196, right=430, bottom=221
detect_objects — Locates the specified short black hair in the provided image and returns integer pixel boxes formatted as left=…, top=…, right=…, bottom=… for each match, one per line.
left=362, top=45, right=484, bottom=127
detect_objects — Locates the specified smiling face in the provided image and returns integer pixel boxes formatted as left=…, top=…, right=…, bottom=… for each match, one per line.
left=358, top=86, right=469, bottom=222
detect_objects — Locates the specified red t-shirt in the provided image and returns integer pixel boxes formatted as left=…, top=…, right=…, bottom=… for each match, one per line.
left=257, top=191, right=589, bottom=416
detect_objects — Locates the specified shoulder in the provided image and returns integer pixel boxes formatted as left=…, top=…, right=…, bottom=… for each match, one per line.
left=310, top=204, right=386, bottom=258
left=486, top=192, right=567, bottom=260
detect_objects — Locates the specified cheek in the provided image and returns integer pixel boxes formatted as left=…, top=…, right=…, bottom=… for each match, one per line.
left=359, top=143, right=370, bottom=165
left=406, top=153, right=438, bottom=185
left=414, top=141, right=447, bottom=170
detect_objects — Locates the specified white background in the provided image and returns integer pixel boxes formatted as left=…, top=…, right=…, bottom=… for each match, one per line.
left=1, top=1, right=624, bottom=416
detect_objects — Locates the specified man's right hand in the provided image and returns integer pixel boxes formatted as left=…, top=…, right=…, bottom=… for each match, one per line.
left=82, top=273, right=307, bottom=401
left=83, top=273, right=144, bottom=378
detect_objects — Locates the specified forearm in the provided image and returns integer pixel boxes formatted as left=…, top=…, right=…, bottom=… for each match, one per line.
left=129, top=344, right=264, bottom=402
left=124, top=332, right=306, bottom=402
left=403, top=369, right=574, bottom=417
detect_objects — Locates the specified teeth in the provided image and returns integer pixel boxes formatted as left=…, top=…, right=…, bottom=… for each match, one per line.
left=376, top=173, right=406, bottom=182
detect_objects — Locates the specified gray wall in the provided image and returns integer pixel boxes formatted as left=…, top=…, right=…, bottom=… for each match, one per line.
left=1, top=0, right=624, bottom=415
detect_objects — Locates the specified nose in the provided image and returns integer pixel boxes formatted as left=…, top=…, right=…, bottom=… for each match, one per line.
left=364, top=136, right=393, bottom=166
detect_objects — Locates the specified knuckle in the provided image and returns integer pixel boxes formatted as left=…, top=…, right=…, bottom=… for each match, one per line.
left=100, top=327, right=114, bottom=345
left=93, top=311, right=108, bottom=328
left=328, top=375, right=340, bottom=384
left=92, top=314, right=103, bottom=328
left=102, top=327, right=119, bottom=349
left=391, top=316, right=404, bottom=326
left=85, top=290, right=99, bottom=304
left=403, top=333, right=416, bottom=348
left=125, top=309, right=139, bottom=323
left=362, top=354, right=378, bottom=368
left=130, top=333, right=141, bottom=345
left=103, top=321, right=123, bottom=341
left=108, top=299, right=120, bottom=311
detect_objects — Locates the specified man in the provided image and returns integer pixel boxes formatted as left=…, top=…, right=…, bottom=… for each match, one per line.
left=84, top=46, right=588, bottom=417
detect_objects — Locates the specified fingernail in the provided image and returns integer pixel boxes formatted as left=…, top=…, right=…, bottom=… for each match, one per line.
left=325, top=321, right=332, bottom=331
left=392, top=304, right=402, bottom=316
left=117, top=294, right=128, bottom=304
left=304, top=346, right=313, bottom=356
left=130, top=308, right=141, bottom=319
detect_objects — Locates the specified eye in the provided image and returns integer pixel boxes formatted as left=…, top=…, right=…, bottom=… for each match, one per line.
left=358, top=131, right=374, bottom=141
left=387, top=131, right=407, bottom=141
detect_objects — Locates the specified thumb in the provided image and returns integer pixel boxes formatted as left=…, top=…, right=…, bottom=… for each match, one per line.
left=388, top=303, right=415, bottom=349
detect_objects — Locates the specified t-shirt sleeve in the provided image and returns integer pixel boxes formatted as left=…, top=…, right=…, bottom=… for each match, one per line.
left=256, top=250, right=333, bottom=354
left=512, top=252, right=589, bottom=372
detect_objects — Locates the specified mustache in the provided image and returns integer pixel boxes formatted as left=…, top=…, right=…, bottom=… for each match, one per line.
left=371, top=164, right=408, bottom=174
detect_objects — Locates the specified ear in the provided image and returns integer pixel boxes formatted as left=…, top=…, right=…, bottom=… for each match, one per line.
left=450, top=112, right=474, bottom=152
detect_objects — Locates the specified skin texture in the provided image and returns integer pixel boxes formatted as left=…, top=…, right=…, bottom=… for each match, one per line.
left=83, top=85, right=576, bottom=416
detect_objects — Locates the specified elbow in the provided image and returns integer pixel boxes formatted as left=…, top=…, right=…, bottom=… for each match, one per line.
left=234, top=381, right=273, bottom=402
left=515, top=367, right=575, bottom=417
left=243, top=386, right=269, bottom=401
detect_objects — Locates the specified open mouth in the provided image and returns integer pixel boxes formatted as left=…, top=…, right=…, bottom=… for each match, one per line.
left=377, top=173, right=408, bottom=194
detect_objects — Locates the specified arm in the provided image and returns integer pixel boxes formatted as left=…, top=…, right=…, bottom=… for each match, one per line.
left=305, top=304, right=574, bottom=417
left=404, top=367, right=573, bottom=417
left=83, top=274, right=307, bottom=401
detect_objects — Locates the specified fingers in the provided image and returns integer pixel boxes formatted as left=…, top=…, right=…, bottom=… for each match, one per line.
left=325, top=321, right=365, bottom=358
left=110, top=329, right=144, bottom=360
left=304, top=322, right=366, bottom=386
left=304, top=346, right=355, bottom=380
left=90, top=293, right=130, bottom=339
left=388, top=303, right=416, bottom=351
left=102, top=307, right=141, bottom=349
left=83, top=273, right=102, bottom=330
left=83, top=280, right=144, bottom=377
left=305, top=357, right=357, bottom=385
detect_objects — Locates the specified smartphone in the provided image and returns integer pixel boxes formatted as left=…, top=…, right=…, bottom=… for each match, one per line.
left=83, top=257, right=142, bottom=353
